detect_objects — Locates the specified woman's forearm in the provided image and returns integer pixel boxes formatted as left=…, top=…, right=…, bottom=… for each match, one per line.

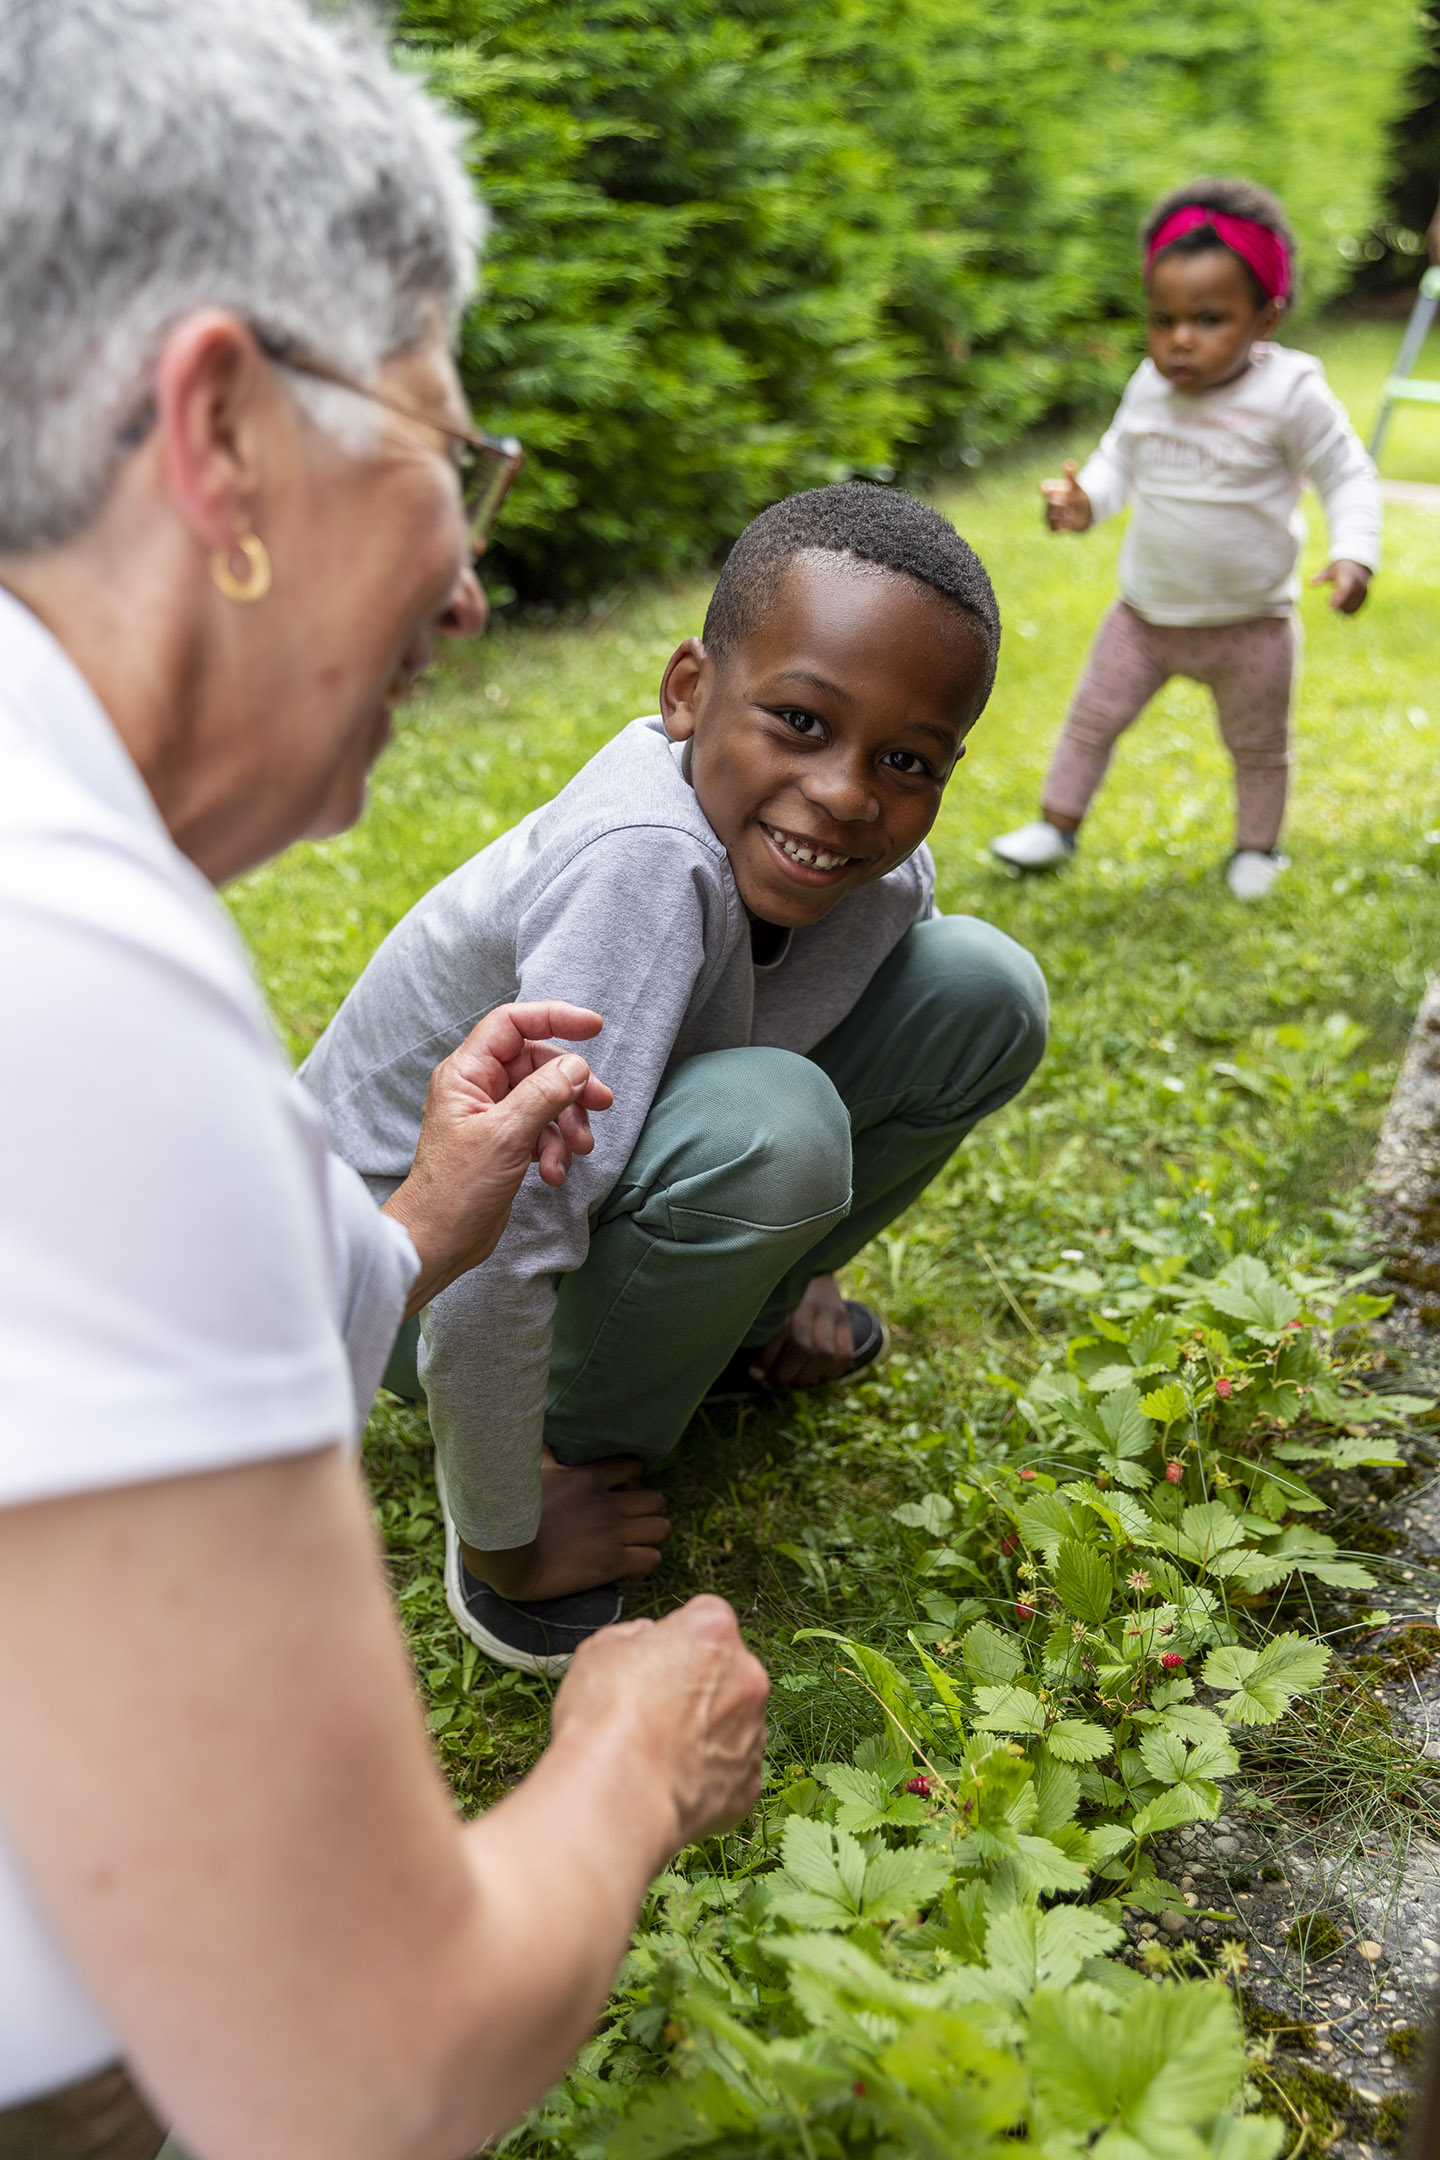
left=0, top=1449, right=764, bottom=2160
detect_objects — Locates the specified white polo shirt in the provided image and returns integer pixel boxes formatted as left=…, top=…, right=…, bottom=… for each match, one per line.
left=0, top=587, right=417, bottom=2106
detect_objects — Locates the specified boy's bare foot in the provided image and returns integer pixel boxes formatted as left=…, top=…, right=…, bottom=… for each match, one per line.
left=460, top=1447, right=670, bottom=1601
left=748, top=1273, right=855, bottom=1387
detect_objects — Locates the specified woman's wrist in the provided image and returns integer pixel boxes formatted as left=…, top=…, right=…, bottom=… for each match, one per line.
left=481, top=1711, right=683, bottom=1895
left=380, top=1178, right=447, bottom=1317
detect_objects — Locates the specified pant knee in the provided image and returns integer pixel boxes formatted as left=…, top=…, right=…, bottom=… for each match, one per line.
left=906, top=917, right=1049, bottom=1098
left=642, top=1047, right=852, bottom=1230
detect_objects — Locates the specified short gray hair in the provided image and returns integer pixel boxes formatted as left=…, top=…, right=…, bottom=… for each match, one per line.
left=0, top=0, right=484, bottom=554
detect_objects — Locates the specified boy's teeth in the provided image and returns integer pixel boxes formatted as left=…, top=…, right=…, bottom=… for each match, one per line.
left=766, top=824, right=849, bottom=871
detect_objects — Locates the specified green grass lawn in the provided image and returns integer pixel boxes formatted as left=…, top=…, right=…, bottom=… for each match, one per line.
left=1320, top=310, right=1440, bottom=486
left=230, top=317, right=1440, bottom=1806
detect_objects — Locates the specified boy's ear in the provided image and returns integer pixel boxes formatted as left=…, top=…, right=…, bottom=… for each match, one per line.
left=660, top=637, right=707, bottom=741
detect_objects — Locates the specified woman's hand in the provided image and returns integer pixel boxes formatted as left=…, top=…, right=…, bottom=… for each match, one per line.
left=1040, top=459, right=1092, bottom=532
left=382, top=1002, right=613, bottom=1314
left=549, top=1595, right=769, bottom=1853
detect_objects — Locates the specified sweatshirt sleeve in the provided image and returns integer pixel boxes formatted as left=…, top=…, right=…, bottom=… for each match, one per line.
left=1077, top=387, right=1139, bottom=526
left=421, top=828, right=728, bottom=1550
left=1287, top=369, right=1382, bottom=573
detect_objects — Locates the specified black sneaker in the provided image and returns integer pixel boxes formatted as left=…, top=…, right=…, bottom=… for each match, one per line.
left=441, top=1504, right=621, bottom=1675
left=703, top=1300, right=890, bottom=1406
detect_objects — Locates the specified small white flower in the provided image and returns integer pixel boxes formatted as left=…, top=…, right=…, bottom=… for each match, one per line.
left=1060, top=1249, right=1084, bottom=1262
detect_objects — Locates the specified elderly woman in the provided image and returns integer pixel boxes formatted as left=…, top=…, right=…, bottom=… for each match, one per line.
left=0, top=5, right=768, bottom=2159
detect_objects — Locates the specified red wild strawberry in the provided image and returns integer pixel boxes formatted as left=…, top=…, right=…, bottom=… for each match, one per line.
left=1214, top=1375, right=1234, bottom=1398
left=1016, top=1599, right=1038, bottom=1620
left=1284, top=1319, right=1303, bottom=1331
left=1165, top=1460, right=1183, bottom=1484
left=1000, top=1530, right=1020, bottom=1556
left=905, top=1775, right=932, bottom=1798
left=1160, top=1651, right=1185, bottom=1671
left=852, top=2081, right=868, bottom=2100
left=1018, top=1466, right=1038, bottom=1482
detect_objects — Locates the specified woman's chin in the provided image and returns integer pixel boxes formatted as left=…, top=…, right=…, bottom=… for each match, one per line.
left=305, top=705, right=394, bottom=840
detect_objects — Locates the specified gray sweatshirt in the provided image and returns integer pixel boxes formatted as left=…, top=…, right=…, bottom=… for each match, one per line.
left=299, top=714, right=933, bottom=1544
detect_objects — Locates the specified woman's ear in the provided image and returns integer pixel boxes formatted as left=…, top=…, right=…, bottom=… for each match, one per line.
left=660, top=636, right=707, bottom=740
left=153, top=311, right=272, bottom=555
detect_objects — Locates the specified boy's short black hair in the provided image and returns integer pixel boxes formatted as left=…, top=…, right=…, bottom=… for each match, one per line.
left=1142, top=176, right=1297, bottom=308
left=702, top=482, right=1001, bottom=711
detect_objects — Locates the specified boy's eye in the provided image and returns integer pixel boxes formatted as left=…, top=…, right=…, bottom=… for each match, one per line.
left=774, top=707, right=825, bottom=737
left=881, top=749, right=936, bottom=779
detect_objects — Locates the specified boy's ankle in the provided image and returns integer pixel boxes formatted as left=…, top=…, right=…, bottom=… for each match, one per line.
left=460, top=1536, right=541, bottom=1599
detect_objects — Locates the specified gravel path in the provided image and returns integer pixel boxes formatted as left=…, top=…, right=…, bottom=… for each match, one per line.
left=1119, top=976, right=1440, bottom=2153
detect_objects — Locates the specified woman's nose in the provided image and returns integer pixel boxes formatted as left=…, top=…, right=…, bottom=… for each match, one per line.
left=436, top=563, right=489, bottom=639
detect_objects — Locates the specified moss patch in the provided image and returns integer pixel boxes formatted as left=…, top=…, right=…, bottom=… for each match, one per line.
left=1286, top=1912, right=1346, bottom=1961
left=1381, top=1623, right=1440, bottom=1678
left=1345, top=1519, right=1403, bottom=1555
left=1240, top=1990, right=1318, bottom=2050
left=1376, top=2091, right=1416, bottom=2150
left=1255, top=2061, right=1376, bottom=2152
left=1388, top=2023, right=1426, bottom=2065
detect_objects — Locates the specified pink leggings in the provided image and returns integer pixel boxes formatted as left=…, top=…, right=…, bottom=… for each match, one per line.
left=1043, top=602, right=1299, bottom=854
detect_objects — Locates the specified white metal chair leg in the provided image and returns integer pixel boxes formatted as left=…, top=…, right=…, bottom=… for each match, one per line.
left=1369, top=264, right=1440, bottom=461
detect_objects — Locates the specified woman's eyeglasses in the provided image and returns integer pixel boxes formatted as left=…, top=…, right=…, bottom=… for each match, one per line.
left=254, top=332, right=522, bottom=557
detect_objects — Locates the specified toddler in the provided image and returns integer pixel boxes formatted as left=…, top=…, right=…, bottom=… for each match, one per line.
left=992, top=176, right=1380, bottom=899
left=302, top=485, right=1047, bottom=1673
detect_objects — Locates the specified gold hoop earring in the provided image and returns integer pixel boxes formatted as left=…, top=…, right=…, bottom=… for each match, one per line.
left=210, top=531, right=272, bottom=604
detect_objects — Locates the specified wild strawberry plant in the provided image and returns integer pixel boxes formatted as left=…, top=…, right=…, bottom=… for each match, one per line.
left=505, top=1255, right=1428, bottom=2157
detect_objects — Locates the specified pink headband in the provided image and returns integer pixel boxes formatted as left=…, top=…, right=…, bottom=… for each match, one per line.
left=1146, top=206, right=1291, bottom=304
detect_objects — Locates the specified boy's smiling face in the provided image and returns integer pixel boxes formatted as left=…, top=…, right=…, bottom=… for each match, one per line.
left=660, top=550, right=991, bottom=929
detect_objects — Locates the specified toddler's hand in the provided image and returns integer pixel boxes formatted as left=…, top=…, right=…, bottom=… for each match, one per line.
left=1040, top=459, right=1092, bottom=533
left=1311, top=559, right=1371, bottom=614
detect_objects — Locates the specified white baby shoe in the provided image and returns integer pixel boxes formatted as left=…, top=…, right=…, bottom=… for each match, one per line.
left=990, top=820, right=1076, bottom=871
left=1226, top=850, right=1287, bottom=900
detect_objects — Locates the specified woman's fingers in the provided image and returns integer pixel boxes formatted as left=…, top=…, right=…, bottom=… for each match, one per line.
left=450, top=1003, right=610, bottom=1103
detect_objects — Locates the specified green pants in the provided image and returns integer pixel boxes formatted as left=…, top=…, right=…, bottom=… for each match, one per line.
left=383, top=915, right=1046, bottom=1464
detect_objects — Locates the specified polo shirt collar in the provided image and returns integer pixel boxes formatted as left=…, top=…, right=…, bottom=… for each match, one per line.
left=0, top=581, right=168, bottom=843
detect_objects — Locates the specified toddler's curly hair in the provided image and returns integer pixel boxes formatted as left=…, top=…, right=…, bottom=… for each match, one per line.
left=1142, top=177, right=1297, bottom=306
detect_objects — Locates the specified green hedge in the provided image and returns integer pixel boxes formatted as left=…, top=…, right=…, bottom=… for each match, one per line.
left=399, top=0, right=1428, bottom=602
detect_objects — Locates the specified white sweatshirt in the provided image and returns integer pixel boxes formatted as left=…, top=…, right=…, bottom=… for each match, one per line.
left=1078, top=343, right=1381, bottom=626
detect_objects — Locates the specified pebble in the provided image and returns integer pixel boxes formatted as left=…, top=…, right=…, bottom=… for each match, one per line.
left=1214, top=1836, right=1240, bottom=1856
left=1161, top=1911, right=1187, bottom=1935
left=1358, top=1940, right=1385, bottom=1962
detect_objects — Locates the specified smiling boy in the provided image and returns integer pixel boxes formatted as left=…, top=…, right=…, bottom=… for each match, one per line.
left=301, top=484, right=1047, bottom=1671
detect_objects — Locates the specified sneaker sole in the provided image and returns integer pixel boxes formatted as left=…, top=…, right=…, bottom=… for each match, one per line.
left=435, top=1460, right=576, bottom=1678
left=989, top=845, right=1072, bottom=873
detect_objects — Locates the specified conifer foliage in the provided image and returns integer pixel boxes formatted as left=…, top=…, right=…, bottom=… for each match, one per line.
left=400, top=0, right=1423, bottom=600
